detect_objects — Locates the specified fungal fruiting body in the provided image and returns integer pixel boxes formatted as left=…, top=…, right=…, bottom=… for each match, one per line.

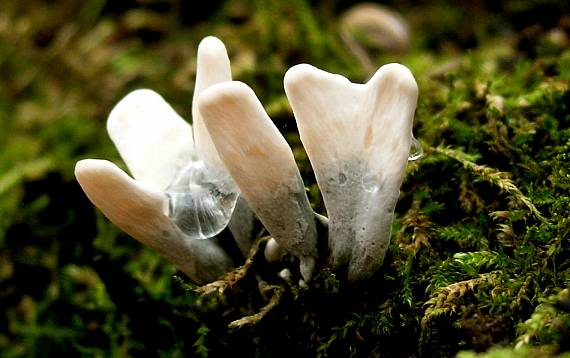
left=197, top=81, right=318, bottom=282
left=284, top=63, right=418, bottom=282
left=75, top=37, right=244, bottom=284
left=75, top=159, right=233, bottom=284
left=75, top=34, right=419, bottom=285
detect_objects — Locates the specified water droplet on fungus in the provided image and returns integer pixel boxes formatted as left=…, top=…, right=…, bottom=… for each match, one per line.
left=165, top=161, right=238, bottom=239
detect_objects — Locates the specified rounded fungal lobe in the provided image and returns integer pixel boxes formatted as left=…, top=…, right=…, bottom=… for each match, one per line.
left=285, top=63, right=418, bottom=282
left=107, top=89, right=195, bottom=192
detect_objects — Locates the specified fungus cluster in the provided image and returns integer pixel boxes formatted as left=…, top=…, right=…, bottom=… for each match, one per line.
left=75, top=36, right=419, bottom=285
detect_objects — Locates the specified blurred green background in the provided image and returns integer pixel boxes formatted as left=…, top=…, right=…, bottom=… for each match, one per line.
left=0, top=0, right=569, bottom=356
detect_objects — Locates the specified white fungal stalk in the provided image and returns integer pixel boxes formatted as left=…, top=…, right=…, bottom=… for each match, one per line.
left=75, top=159, right=233, bottom=284
left=197, top=81, right=318, bottom=282
left=75, top=36, right=246, bottom=284
left=284, top=63, right=418, bottom=282
left=164, top=36, right=239, bottom=239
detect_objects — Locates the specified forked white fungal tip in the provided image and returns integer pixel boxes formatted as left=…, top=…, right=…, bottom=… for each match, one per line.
left=285, top=63, right=419, bottom=282
left=369, top=63, right=418, bottom=95
left=283, top=64, right=315, bottom=87
left=284, top=64, right=349, bottom=91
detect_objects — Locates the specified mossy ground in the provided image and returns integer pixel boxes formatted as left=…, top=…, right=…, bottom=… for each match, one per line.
left=0, top=0, right=568, bottom=357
